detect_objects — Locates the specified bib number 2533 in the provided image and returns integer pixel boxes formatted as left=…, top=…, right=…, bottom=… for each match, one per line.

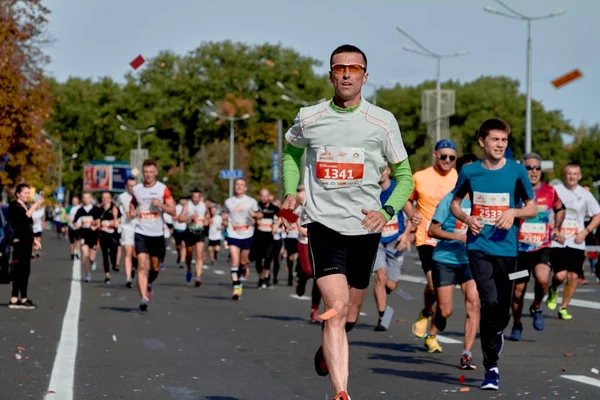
left=316, top=146, right=364, bottom=188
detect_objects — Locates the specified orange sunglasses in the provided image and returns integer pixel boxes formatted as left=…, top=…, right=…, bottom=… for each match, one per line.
left=331, top=63, right=366, bottom=75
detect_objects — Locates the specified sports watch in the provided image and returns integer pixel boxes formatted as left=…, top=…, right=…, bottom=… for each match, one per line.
left=382, top=205, right=395, bottom=218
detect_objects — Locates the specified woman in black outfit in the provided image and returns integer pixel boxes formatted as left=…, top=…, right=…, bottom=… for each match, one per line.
left=8, top=183, right=45, bottom=310
left=99, top=192, right=120, bottom=285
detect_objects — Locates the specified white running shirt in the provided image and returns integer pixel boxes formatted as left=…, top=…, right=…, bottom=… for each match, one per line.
left=285, top=98, right=409, bottom=235
left=32, top=209, right=45, bottom=233
left=116, top=192, right=135, bottom=232
left=224, top=195, right=259, bottom=240
left=551, top=183, right=600, bottom=251
left=186, top=201, right=207, bottom=232
left=174, top=204, right=187, bottom=231
left=208, top=215, right=224, bottom=241
left=131, top=181, right=173, bottom=237
left=68, top=205, right=81, bottom=229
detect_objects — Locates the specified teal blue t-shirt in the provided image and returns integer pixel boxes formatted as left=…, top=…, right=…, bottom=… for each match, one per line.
left=432, top=193, right=471, bottom=265
left=452, top=159, right=534, bottom=257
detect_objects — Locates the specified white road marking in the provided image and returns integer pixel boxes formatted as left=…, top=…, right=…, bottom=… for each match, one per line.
left=359, top=312, right=368, bottom=316
left=435, top=335, right=462, bottom=344
left=399, top=274, right=600, bottom=310
left=213, top=270, right=225, bottom=275
left=561, top=375, right=600, bottom=388
left=44, top=258, right=82, bottom=400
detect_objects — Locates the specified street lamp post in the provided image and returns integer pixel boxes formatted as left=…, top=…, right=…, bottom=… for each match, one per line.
left=44, top=135, right=77, bottom=192
left=205, top=100, right=251, bottom=198
left=483, top=0, right=565, bottom=154
left=116, top=115, right=155, bottom=179
left=396, top=25, right=467, bottom=144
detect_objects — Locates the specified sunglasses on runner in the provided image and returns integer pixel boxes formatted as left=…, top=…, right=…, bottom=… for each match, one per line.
left=525, top=165, right=542, bottom=171
left=439, top=154, right=456, bottom=161
left=331, top=64, right=366, bottom=75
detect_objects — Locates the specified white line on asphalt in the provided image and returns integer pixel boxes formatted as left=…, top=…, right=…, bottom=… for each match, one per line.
left=213, top=270, right=225, bottom=275
left=561, top=375, right=600, bottom=388
left=399, top=274, right=600, bottom=310
left=44, top=258, right=82, bottom=400
left=435, top=335, right=462, bottom=344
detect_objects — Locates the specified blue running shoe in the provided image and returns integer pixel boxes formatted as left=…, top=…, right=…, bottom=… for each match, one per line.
left=532, top=308, right=545, bottom=331
left=160, top=263, right=166, bottom=271
left=186, top=271, right=192, bottom=283
left=508, top=324, right=522, bottom=341
left=481, top=368, right=499, bottom=390
left=496, top=331, right=504, bottom=355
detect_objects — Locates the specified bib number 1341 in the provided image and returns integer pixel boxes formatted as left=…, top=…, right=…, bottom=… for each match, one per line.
left=316, top=146, right=364, bottom=188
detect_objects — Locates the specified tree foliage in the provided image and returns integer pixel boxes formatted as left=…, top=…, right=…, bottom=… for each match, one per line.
left=0, top=0, right=53, bottom=191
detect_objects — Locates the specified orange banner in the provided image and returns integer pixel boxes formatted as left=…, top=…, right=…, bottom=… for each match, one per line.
left=551, top=69, right=583, bottom=89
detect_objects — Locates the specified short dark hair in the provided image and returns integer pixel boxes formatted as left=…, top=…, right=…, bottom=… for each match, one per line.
left=126, top=177, right=136, bottom=183
left=142, top=159, right=157, bottom=168
left=191, top=188, right=201, bottom=195
left=330, top=45, right=367, bottom=71
left=15, top=183, right=30, bottom=195
left=477, top=118, right=511, bottom=140
left=457, top=154, right=479, bottom=173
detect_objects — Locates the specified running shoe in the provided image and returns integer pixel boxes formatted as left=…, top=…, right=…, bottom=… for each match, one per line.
left=374, top=319, right=387, bottom=332
left=160, top=263, right=166, bottom=271
left=546, top=287, right=558, bottom=311
left=232, top=285, right=243, bottom=300
left=314, top=346, right=329, bottom=376
left=412, top=310, right=431, bottom=338
left=481, top=368, right=499, bottom=390
left=125, top=279, right=133, bottom=289
left=508, top=324, right=522, bottom=341
left=261, top=282, right=267, bottom=290
left=296, top=277, right=307, bottom=297
left=139, top=298, right=148, bottom=312
left=257, top=279, right=264, bottom=290
left=558, top=308, right=573, bottom=320
left=179, top=263, right=184, bottom=269
left=71, top=254, right=75, bottom=261
left=531, top=308, right=545, bottom=331
left=460, top=353, right=477, bottom=370
left=112, top=266, right=120, bottom=272
left=186, top=271, right=192, bottom=283
left=8, top=301, right=21, bottom=310
left=424, top=335, right=443, bottom=353
left=75, top=254, right=80, bottom=260
left=195, top=278, right=202, bottom=288
left=310, top=309, right=322, bottom=324
left=104, top=277, right=111, bottom=285
left=333, top=391, right=350, bottom=400
left=20, top=299, right=37, bottom=310
left=84, top=273, right=91, bottom=283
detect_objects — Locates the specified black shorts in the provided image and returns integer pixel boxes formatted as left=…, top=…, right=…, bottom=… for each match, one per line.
left=68, top=228, right=80, bottom=244
left=307, top=222, right=381, bottom=290
left=185, top=230, right=205, bottom=246
left=228, top=237, right=253, bottom=251
left=166, top=223, right=174, bottom=230
left=516, top=248, right=551, bottom=283
left=551, top=247, right=585, bottom=274
left=417, top=245, right=436, bottom=274
left=80, top=230, right=99, bottom=249
left=284, top=238, right=298, bottom=255
left=173, top=230, right=186, bottom=246
left=33, top=232, right=42, bottom=238
left=135, top=233, right=166, bottom=260
left=432, top=262, right=474, bottom=288
left=208, top=239, right=221, bottom=247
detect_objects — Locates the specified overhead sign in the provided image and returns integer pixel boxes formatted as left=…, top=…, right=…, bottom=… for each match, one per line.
left=54, top=186, right=65, bottom=202
left=84, top=164, right=132, bottom=192
left=551, top=69, right=583, bottom=89
left=219, top=169, right=244, bottom=180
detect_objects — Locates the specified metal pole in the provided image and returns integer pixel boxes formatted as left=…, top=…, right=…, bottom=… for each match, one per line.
left=58, top=142, right=62, bottom=187
left=229, top=118, right=235, bottom=198
left=277, top=120, right=283, bottom=201
left=435, top=57, right=442, bottom=144
left=525, top=20, right=533, bottom=154
left=137, top=131, right=142, bottom=153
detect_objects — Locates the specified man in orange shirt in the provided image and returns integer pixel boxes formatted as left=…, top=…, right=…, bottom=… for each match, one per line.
left=404, top=139, right=458, bottom=352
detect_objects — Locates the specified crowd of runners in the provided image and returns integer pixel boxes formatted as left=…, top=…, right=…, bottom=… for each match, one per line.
left=5, top=44, right=600, bottom=400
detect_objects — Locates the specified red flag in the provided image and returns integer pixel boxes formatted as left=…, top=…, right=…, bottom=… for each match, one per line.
left=551, top=69, right=583, bottom=89
left=129, top=55, right=145, bottom=70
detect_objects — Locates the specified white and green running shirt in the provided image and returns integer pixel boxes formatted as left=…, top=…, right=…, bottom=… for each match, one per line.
left=284, top=98, right=411, bottom=236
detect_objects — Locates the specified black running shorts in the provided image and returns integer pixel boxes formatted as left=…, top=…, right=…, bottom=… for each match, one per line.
left=516, top=248, right=551, bottom=283
left=307, top=222, right=381, bottom=290
left=550, top=247, right=585, bottom=274
left=417, top=245, right=436, bottom=274
left=135, top=233, right=166, bottom=260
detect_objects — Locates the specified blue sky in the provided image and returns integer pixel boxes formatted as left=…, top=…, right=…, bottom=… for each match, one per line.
left=43, top=0, right=598, bottom=129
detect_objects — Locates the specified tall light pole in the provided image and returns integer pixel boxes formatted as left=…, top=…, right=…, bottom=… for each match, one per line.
left=116, top=115, right=155, bottom=180
left=484, top=0, right=565, bottom=154
left=44, top=135, right=77, bottom=191
left=205, top=100, right=251, bottom=198
left=396, top=25, right=467, bottom=144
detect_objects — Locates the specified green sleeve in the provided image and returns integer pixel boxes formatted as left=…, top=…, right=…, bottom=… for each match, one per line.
left=379, top=158, right=414, bottom=222
left=282, top=144, right=305, bottom=197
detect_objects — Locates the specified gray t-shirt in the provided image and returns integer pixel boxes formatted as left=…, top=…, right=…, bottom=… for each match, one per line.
left=285, top=99, right=408, bottom=235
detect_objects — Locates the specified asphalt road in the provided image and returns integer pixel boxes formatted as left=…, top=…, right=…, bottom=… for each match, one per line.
left=1, top=234, right=600, bottom=400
